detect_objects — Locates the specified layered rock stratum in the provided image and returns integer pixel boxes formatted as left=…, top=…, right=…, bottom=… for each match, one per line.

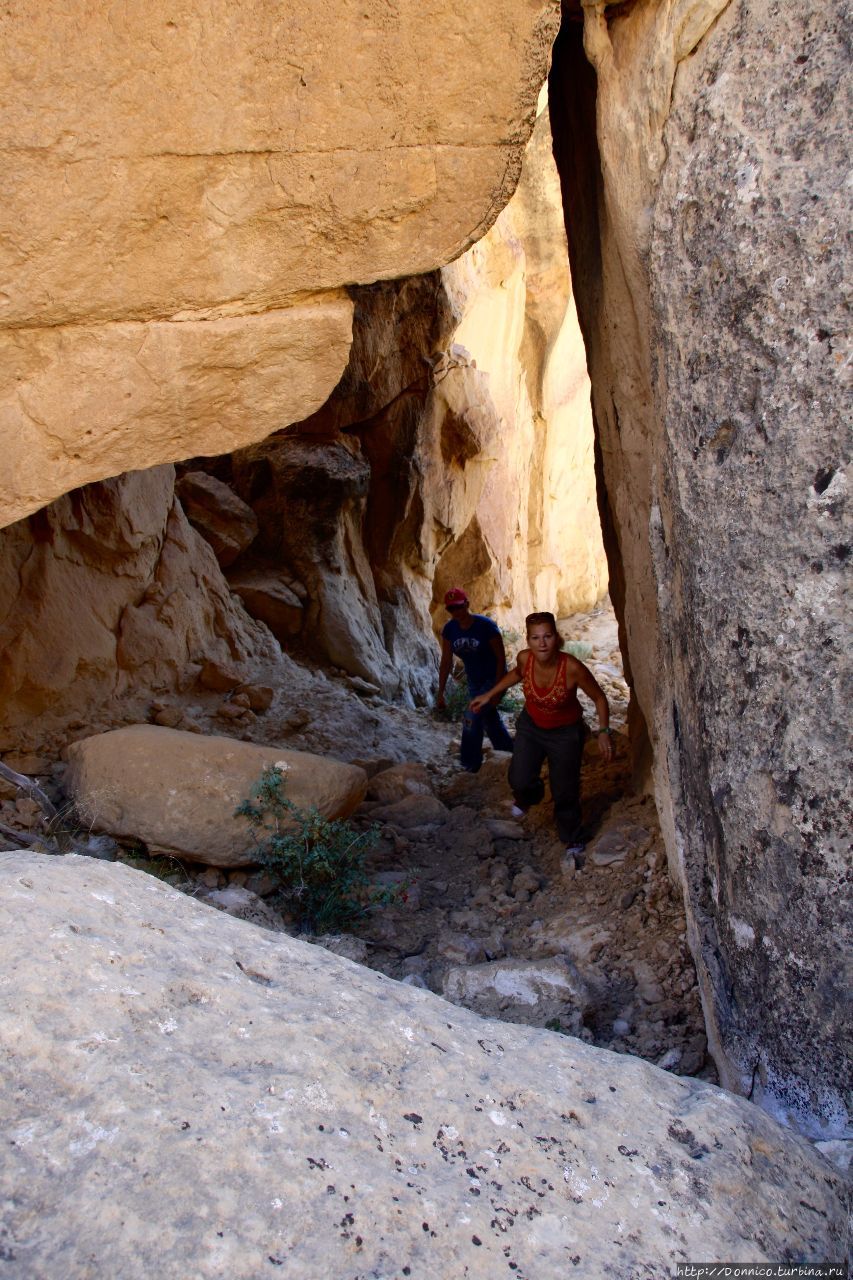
left=0, top=852, right=846, bottom=1278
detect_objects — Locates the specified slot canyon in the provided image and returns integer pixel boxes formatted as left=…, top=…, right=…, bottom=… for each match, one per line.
left=0, top=1, right=848, bottom=1275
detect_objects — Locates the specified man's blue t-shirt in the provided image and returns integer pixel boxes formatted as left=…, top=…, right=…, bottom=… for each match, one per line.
left=442, top=614, right=504, bottom=694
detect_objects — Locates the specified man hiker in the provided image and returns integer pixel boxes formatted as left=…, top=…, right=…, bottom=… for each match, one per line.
left=435, top=587, right=514, bottom=773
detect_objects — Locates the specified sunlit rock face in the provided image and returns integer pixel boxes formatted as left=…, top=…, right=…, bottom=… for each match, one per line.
left=433, top=99, right=607, bottom=629
left=0, top=0, right=560, bottom=527
left=551, top=1, right=849, bottom=1136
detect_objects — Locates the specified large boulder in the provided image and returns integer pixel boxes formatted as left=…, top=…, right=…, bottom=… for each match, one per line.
left=0, top=851, right=846, bottom=1278
left=64, top=725, right=367, bottom=867
left=174, top=471, right=258, bottom=568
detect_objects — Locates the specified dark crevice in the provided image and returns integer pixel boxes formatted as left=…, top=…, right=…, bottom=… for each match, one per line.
left=548, top=17, right=650, bottom=783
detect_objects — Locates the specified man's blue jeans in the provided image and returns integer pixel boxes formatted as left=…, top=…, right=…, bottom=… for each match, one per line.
left=460, top=688, right=514, bottom=772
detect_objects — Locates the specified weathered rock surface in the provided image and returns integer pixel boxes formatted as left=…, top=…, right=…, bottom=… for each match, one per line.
left=551, top=1, right=851, bottom=1135
left=442, top=955, right=590, bottom=1032
left=174, top=471, right=258, bottom=567
left=64, top=726, right=367, bottom=867
left=199, top=884, right=285, bottom=932
left=231, top=435, right=403, bottom=694
left=369, top=793, right=450, bottom=830
left=366, top=761, right=434, bottom=804
left=0, top=0, right=560, bottom=525
left=0, top=852, right=846, bottom=1278
left=227, top=572, right=305, bottom=643
left=0, top=300, right=355, bottom=529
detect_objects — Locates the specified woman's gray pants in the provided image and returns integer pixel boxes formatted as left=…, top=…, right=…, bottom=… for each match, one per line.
left=508, top=709, right=587, bottom=843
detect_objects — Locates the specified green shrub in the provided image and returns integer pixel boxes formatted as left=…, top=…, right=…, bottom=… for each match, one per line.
left=236, top=766, right=386, bottom=933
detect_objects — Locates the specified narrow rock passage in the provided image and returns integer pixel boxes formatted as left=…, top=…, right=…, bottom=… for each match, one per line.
left=346, top=602, right=712, bottom=1081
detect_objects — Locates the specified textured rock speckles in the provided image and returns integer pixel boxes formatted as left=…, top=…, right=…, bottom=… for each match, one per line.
left=552, top=0, right=850, bottom=1137
left=0, top=851, right=846, bottom=1278
left=649, top=0, right=851, bottom=1137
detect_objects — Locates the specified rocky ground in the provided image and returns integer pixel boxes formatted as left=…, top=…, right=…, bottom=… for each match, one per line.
left=0, top=599, right=712, bottom=1085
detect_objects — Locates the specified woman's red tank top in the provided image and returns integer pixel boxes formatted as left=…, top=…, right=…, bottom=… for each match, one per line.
left=522, top=651, right=582, bottom=729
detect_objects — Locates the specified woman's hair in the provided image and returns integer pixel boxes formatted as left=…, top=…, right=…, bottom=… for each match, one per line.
left=525, top=611, right=565, bottom=648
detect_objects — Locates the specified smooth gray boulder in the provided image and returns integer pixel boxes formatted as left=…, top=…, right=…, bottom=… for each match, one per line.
left=0, top=851, right=846, bottom=1279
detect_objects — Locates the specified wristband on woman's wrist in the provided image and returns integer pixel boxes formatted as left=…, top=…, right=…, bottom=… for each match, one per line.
left=597, top=726, right=612, bottom=735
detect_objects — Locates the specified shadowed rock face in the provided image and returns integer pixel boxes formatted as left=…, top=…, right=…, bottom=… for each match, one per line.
left=0, top=851, right=846, bottom=1278
left=0, top=468, right=278, bottom=746
left=550, top=1, right=850, bottom=1135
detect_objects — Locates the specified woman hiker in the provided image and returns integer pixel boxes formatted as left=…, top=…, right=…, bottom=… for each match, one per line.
left=470, top=611, right=613, bottom=854
left=435, top=587, right=515, bottom=773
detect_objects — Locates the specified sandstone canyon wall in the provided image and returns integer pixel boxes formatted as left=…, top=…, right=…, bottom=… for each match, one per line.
left=0, top=0, right=561, bottom=526
left=551, top=0, right=849, bottom=1136
left=433, top=99, right=607, bottom=631
left=0, top=93, right=605, bottom=729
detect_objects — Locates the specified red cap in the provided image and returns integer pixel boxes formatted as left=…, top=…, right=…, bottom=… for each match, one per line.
left=444, top=587, right=468, bottom=607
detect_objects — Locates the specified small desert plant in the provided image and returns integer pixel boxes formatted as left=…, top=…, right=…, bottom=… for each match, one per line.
left=440, top=674, right=471, bottom=723
left=236, top=765, right=386, bottom=933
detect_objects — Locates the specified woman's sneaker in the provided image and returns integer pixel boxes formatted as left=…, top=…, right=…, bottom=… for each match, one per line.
left=510, top=804, right=528, bottom=819
left=564, top=843, right=586, bottom=872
